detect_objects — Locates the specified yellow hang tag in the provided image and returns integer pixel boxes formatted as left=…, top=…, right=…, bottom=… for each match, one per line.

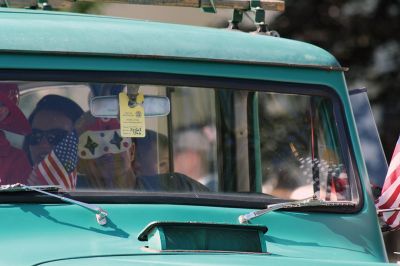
left=119, top=92, right=146, bottom=138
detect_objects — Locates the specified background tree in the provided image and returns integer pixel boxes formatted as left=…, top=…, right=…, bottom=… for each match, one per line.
left=271, top=0, right=400, bottom=160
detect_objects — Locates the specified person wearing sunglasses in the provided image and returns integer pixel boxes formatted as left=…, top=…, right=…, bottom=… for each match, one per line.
left=23, top=95, right=84, bottom=189
left=27, top=128, right=69, bottom=157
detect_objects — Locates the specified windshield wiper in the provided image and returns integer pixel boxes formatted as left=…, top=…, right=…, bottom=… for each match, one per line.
left=238, top=195, right=356, bottom=224
left=0, top=184, right=61, bottom=192
left=0, top=184, right=108, bottom=226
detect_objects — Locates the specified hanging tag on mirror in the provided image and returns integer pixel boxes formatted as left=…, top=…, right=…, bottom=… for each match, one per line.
left=119, top=92, right=145, bottom=138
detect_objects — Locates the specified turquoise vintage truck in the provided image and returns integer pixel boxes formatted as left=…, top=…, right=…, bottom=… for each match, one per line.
left=0, top=0, right=395, bottom=265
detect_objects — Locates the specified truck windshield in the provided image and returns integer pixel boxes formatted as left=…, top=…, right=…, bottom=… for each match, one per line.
left=0, top=80, right=359, bottom=204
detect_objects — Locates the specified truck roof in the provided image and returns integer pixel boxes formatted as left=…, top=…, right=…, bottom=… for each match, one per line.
left=0, top=8, right=341, bottom=69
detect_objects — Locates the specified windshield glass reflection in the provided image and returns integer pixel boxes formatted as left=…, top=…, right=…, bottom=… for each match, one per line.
left=0, top=81, right=359, bottom=204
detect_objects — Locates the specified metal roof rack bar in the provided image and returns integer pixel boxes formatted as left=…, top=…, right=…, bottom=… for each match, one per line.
left=76, top=0, right=285, bottom=12
left=1, top=0, right=284, bottom=12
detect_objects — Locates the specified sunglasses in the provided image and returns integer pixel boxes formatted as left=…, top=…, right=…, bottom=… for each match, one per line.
left=28, top=128, right=68, bottom=146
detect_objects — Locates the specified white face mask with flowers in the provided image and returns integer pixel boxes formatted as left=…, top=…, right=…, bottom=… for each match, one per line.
left=78, top=129, right=132, bottom=159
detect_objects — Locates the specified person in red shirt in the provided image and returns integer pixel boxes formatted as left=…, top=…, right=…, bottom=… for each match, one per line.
left=0, top=83, right=32, bottom=185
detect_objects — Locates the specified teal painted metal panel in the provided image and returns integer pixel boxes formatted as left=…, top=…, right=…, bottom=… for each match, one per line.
left=19, top=254, right=396, bottom=266
left=0, top=8, right=340, bottom=68
left=0, top=204, right=388, bottom=265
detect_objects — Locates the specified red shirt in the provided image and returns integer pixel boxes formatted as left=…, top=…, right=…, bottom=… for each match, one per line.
left=0, top=131, right=31, bottom=185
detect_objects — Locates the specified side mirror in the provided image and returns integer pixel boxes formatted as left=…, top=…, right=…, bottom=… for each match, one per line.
left=90, top=95, right=170, bottom=118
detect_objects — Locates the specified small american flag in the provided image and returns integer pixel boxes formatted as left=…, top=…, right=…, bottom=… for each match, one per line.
left=375, top=136, right=400, bottom=229
left=28, top=131, right=78, bottom=190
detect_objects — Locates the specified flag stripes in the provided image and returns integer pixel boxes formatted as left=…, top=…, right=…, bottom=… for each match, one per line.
left=27, top=131, right=78, bottom=191
left=376, top=137, right=400, bottom=229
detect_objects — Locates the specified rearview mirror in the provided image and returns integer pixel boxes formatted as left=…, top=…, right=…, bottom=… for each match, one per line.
left=90, top=95, right=170, bottom=118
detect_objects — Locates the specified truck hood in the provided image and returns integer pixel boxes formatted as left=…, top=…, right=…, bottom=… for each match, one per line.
left=36, top=254, right=392, bottom=266
left=0, top=203, right=388, bottom=265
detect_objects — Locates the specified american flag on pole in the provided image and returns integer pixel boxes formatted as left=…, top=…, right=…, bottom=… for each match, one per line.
left=28, top=131, right=78, bottom=190
left=375, top=136, right=400, bottom=229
